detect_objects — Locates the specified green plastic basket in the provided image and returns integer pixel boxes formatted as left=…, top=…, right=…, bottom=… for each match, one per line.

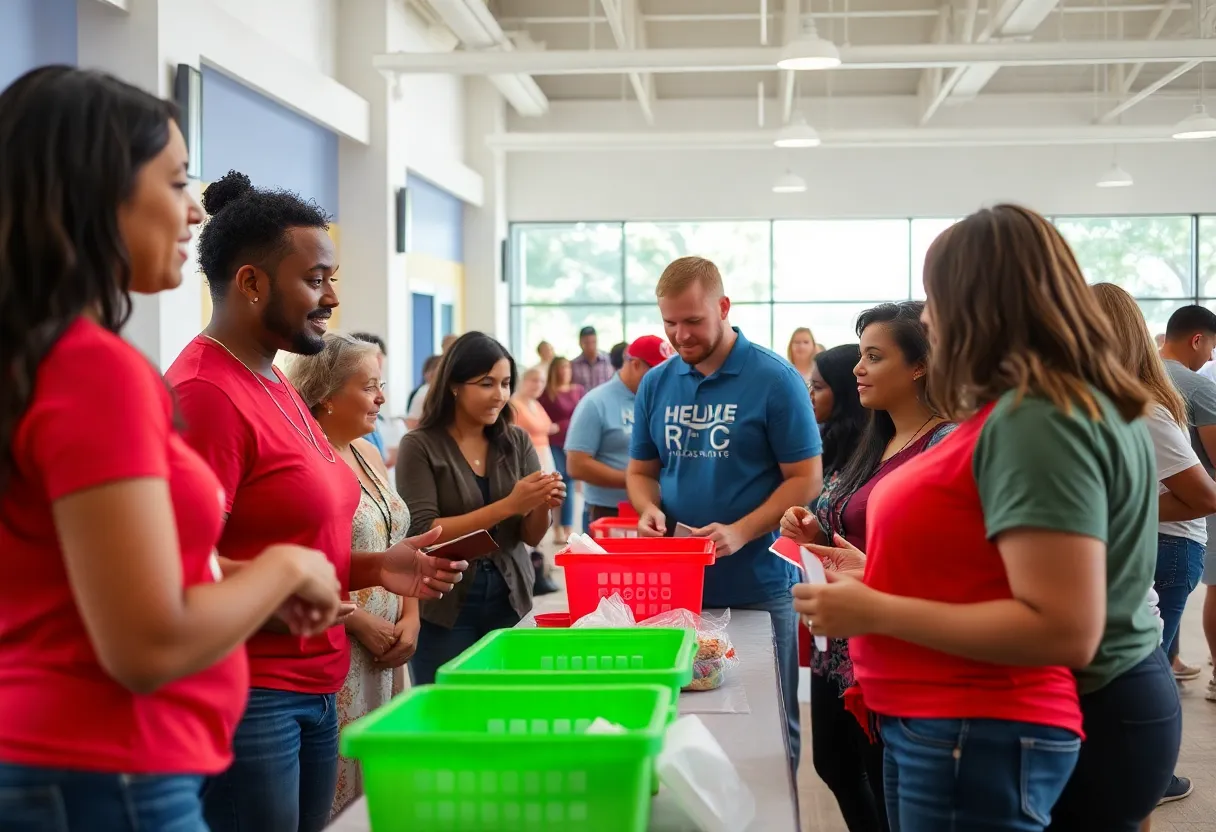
left=434, top=627, right=696, bottom=706
left=341, top=683, right=673, bottom=832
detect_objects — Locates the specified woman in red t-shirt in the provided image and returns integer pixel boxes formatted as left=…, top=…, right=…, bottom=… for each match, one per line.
left=166, top=171, right=469, bottom=832
left=795, top=206, right=1171, bottom=831
left=0, top=67, right=345, bottom=832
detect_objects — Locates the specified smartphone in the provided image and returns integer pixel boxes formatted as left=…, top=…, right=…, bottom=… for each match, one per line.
left=423, top=529, right=499, bottom=561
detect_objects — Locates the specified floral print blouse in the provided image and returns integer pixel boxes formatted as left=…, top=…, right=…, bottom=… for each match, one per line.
left=810, top=422, right=956, bottom=697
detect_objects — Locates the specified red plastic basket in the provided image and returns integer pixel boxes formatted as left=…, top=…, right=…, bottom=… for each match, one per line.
left=554, top=538, right=717, bottom=621
left=588, top=516, right=642, bottom=539
left=617, top=501, right=638, bottom=519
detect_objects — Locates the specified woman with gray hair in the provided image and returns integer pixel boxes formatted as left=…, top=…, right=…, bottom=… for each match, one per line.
left=286, top=333, right=417, bottom=817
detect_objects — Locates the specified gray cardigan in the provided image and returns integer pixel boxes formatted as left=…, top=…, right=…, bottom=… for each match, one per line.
left=396, top=424, right=541, bottom=628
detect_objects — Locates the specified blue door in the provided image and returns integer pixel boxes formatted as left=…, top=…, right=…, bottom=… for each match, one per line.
left=440, top=303, right=455, bottom=340
left=411, top=292, right=434, bottom=388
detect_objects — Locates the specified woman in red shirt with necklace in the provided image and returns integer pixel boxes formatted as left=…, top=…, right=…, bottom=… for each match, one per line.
left=167, top=171, right=468, bottom=832
left=782, top=303, right=952, bottom=832
left=795, top=206, right=1171, bottom=831
left=0, top=67, right=345, bottom=832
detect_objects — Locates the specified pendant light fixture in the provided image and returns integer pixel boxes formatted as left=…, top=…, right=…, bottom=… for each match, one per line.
left=1096, top=163, right=1134, bottom=188
left=1173, top=104, right=1216, bottom=139
left=772, top=170, right=808, bottom=194
left=774, top=113, right=821, bottom=148
left=777, top=15, right=841, bottom=70
left=1174, top=63, right=1216, bottom=140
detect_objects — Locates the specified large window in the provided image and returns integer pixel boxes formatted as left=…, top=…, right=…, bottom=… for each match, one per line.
left=510, top=216, right=1216, bottom=360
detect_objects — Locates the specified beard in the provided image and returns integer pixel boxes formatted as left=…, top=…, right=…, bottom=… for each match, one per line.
left=263, top=290, right=326, bottom=356
left=671, top=323, right=723, bottom=366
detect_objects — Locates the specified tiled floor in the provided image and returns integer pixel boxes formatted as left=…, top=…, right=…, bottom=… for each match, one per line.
left=533, top=532, right=1216, bottom=832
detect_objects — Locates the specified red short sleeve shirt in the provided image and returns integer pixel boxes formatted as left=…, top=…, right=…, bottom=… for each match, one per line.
left=851, top=407, right=1083, bottom=736
left=0, top=319, right=248, bottom=773
left=167, top=336, right=360, bottom=694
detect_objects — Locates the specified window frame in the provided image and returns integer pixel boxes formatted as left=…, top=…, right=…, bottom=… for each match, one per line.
left=507, top=215, right=1216, bottom=357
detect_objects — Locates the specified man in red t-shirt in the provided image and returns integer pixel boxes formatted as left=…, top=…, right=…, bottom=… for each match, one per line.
left=168, top=171, right=465, bottom=832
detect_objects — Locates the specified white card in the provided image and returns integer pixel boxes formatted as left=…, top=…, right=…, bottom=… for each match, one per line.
left=800, top=551, right=829, bottom=652
left=674, top=522, right=696, bottom=538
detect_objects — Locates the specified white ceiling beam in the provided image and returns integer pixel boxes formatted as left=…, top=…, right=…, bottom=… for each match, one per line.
left=375, top=40, right=1216, bottom=76
left=1121, top=0, right=1182, bottom=93
left=599, top=0, right=655, bottom=125
left=497, top=4, right=1185, bottom=25
left=423, top=0, right=549, bottom=116
left=920, top=0, right=1063, bottom=124
left=1100, top=59, right=1199, bottom=121
left=780, top=0, right=800, bottom=125
left=488, top=124, right=1185, bottom=152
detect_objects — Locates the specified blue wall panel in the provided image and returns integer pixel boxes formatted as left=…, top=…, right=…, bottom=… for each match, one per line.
left=407, top=174, right=464, bottom=263
left=412, top=292, right=436, bottom=388
left=201, top=67, right=339, bottom=219
left=0, top=0, right=77, bottom=92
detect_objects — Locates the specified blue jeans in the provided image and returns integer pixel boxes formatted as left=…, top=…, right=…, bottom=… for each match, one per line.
left=550, top=446, right=575, bottom=528
left=736, top=595, right=801, bottom=777
left=1046, top=649, right=1181, bottom=832
left=408, top=561, right=523, bottom=686
left=202, top=689, right=338, bottom=832
left=880, top=717, right=1080, bottom=832
left=1154, top=533, right=1205, bottom=657
left=0, top=762, right=206, bottom=832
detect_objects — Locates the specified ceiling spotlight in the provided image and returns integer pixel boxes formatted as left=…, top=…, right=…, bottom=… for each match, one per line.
left=1096, top=163, right=1133, bottom=188
left=772, top=170, right=808, bottom=194
left=774, top=113, right=821, bottom=148
left=1172, top=104, right=1216, bottom=140
left=777, top=19, right=841, bottom=71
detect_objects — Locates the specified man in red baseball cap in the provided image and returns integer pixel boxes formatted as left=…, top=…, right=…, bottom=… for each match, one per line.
left=565, top=335, right=673, bottom=528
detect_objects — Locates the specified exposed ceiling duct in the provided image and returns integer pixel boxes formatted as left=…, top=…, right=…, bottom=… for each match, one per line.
left=373, top=38, right=1216, bottom=75
left=406, top=0, right=549, bottom=116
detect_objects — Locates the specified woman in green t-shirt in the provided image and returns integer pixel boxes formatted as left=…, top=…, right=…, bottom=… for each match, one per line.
left=916, top=206, right=1178, bottom=831
left=795, top=205, right=1179, bottom=832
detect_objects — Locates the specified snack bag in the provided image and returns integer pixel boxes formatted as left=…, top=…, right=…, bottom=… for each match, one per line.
left=641, top=608, right=738, bottom=691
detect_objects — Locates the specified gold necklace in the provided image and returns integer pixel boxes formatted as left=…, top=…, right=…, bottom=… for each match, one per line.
left=201, top=335, right=336, bottom=464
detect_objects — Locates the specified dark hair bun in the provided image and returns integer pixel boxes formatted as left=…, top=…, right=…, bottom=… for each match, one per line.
left=202, top=170, right=253, bottom=215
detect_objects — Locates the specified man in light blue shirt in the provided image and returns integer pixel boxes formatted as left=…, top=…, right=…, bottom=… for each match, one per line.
left=627, top=256, right=822, bottom=775
left=566, top=335, right=673, bottom=528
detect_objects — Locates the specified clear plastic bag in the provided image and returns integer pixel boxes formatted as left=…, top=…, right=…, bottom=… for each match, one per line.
left=571, top=593, right=637, bottom=628
left=640, top=609, right=738, bottom=692
left=571, top=597, right=740, bottom=692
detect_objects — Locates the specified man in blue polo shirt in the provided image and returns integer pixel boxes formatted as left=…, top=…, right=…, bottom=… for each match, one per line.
left=566, top=335, right=674, bottom=529
left=627, top=255, right=822, bottom=774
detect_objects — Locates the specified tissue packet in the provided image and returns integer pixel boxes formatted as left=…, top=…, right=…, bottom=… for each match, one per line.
left=657, top=715, right=755, bottom=832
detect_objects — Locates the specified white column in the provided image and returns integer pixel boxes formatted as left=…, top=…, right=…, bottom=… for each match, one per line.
left=77, top=0, right=178, bottom=366
left=336, top=0, right=409, bottom=413
left=462, top=76, right=509, bottom=342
